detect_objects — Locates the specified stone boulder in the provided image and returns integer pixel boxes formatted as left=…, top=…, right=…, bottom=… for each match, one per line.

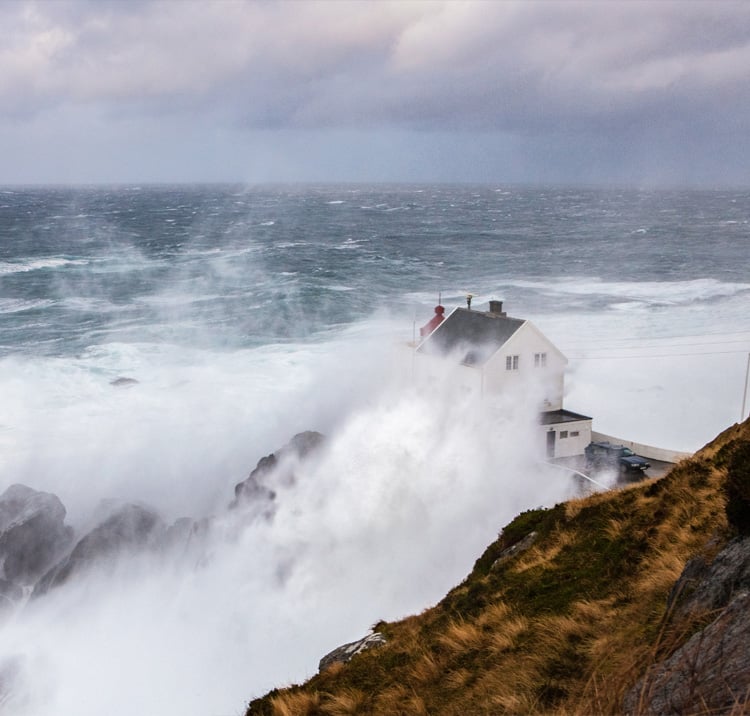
left=624, top=536, right=750, bottom=714
left=33, top=503, right=166, bottom=596
left=318, top=632, right=387, bottom=672
left=491, top=531, right=538, bottom=571
left=110, top=377, right=138, bottom=387
left=231, top=431, right=325, bottom=508
left=0, top=484, right=73, bottom=585
left=666, top=536, right=750, bottom=620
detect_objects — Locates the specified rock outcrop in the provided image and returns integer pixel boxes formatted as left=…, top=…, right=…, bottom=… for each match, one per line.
left=490, top=531, right=538, bottom=571
left=231, top=431, right=324, bottom=508
left=318, top=632, right=387, bottom=672
left=0, top=432, right=325, bottom=602
left=33, top=503, right=166, bottom=596
left=0, top=484, right=73, bottom=586
left=624, top=536, right=750, bottom=715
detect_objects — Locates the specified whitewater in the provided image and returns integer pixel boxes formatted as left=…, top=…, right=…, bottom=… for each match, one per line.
left=0, top=184, right=748, bottom=715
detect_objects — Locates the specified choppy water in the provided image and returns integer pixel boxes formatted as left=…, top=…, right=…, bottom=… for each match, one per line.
left=0, top=184, right=748, bottom=716
left=2, top=184, right=748, bottom=354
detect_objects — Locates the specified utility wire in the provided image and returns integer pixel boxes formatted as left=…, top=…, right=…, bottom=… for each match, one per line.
left=567, top=337, right=750, bottom=350
left=560, top=333, right=750, bottom=350
left=561, top=329, right=750, bottom=344
left=568, top=348, right=748, bottom=360
left=559, top=331, right=750, bottom=357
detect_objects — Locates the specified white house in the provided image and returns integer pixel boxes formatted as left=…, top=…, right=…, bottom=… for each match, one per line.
left=416, top=300, right=592, bottom=459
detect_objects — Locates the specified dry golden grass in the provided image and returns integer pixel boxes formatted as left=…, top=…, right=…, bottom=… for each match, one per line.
left=570, top=598, right=613, bottom=623
left=475, top=600, right=511, bottom=627
left=403, top=694, right=429, bottom=715
left=487, top=691, right=538, bottom=714
left=372, top=684, right=411, bottom=712
left=563, top=496, right=587, bottom=521
left=437, top=619, right=484, bottom=654
left=489, top=616, right=529, bottom=654
left=604, top=515, right=629, bottom=541
left=269, top=690, right=321, bottom=716
left=512, top=528, right=577, bottom=572
left=320, top=688, right=365, bottom=716
left=635, top=546, right=690, bottom=596
left=408, top=651, right=443, bottom=685
left=443, top=668, right=471, bottom=691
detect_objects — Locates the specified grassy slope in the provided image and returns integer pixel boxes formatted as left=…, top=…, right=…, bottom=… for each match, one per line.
left=246, top=420, right=750, bottom=716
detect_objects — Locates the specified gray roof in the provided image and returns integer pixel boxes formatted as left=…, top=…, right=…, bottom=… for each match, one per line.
left=417, top=307, right=525, bottom=366
left=539, top=409, right=592, bottom=425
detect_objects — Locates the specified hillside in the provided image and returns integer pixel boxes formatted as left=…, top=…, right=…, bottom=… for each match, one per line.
left=246, top=419, right=750, bottom=716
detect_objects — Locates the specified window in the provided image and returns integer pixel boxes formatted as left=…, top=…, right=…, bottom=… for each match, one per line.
left=570, top=431, right=579, bottom=437
left=560, top=430, right=568, bottom=439
left=534, top=352, right=547, bottom=368
left=505, top=354, right=519, bottom=370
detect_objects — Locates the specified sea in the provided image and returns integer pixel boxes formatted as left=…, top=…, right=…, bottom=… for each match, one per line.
left=0, top=184, right=748, bottom=715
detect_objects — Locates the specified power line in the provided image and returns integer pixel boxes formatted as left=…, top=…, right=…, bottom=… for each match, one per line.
left=568, top=348, right=748, bottom=360
left=562, top=329, right=750, bottom=344
left=560, top=333, right=750, bottom=350
left=563, top=339, right=749, bottom=353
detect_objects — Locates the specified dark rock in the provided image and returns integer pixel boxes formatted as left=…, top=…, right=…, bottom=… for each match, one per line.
left=231, top=431, right=325, bottom=508
left=110, top=377, right=138, bottom=387
left=668, top=536, right=750, bottom=620
left=0, top=484, right=73, bottom=584
left=625, top=536, right=750, bottom=715
left=33, top=503, right=165, bottom=596
left=318, top=632, right=387, bottom=672
left=491, top=531, right=538, bottom=571
left=163, top=516, right=212, bottom=557
left=624, top=591, right=750, bottom=715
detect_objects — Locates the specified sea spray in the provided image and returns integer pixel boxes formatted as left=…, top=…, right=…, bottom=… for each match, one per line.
left=0, top=329, right=576, bottom=716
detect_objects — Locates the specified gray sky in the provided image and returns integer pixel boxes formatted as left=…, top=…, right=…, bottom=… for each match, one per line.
left=2, top=0, right=750, bottom=186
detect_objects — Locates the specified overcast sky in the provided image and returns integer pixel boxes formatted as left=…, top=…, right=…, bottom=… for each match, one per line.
left=1, top=0, right=749, bottom=186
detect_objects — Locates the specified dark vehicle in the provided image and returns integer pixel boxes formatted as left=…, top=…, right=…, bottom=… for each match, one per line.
left=585, top=441, right=651, bottom=472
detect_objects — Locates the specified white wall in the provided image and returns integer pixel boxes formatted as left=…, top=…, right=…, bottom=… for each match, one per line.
left=543, top=419, right=592, bottom=459
left=591, top=431, right=692, bottom=463
left=484, top=322, right=566, bottom=410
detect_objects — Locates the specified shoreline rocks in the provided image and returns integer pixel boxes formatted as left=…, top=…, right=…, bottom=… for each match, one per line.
left=0, top=484, right=74, bottom=600
left=33, top=503, right=167, bottom=597
left=0, top=431, right=325, bottom=602
left=231, top=431, right=324, bottom=509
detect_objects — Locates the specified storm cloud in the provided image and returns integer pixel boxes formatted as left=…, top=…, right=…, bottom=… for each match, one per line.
left=1, top=0, right=749, bottom=185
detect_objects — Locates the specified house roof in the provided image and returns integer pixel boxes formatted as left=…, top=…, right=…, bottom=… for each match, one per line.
left=417, top=307, right=525, bottom=366
left=539, top=409, right=592, bottom=426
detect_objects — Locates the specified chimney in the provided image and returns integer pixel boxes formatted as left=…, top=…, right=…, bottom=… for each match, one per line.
left=488, top=300, right=506, bottom=317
